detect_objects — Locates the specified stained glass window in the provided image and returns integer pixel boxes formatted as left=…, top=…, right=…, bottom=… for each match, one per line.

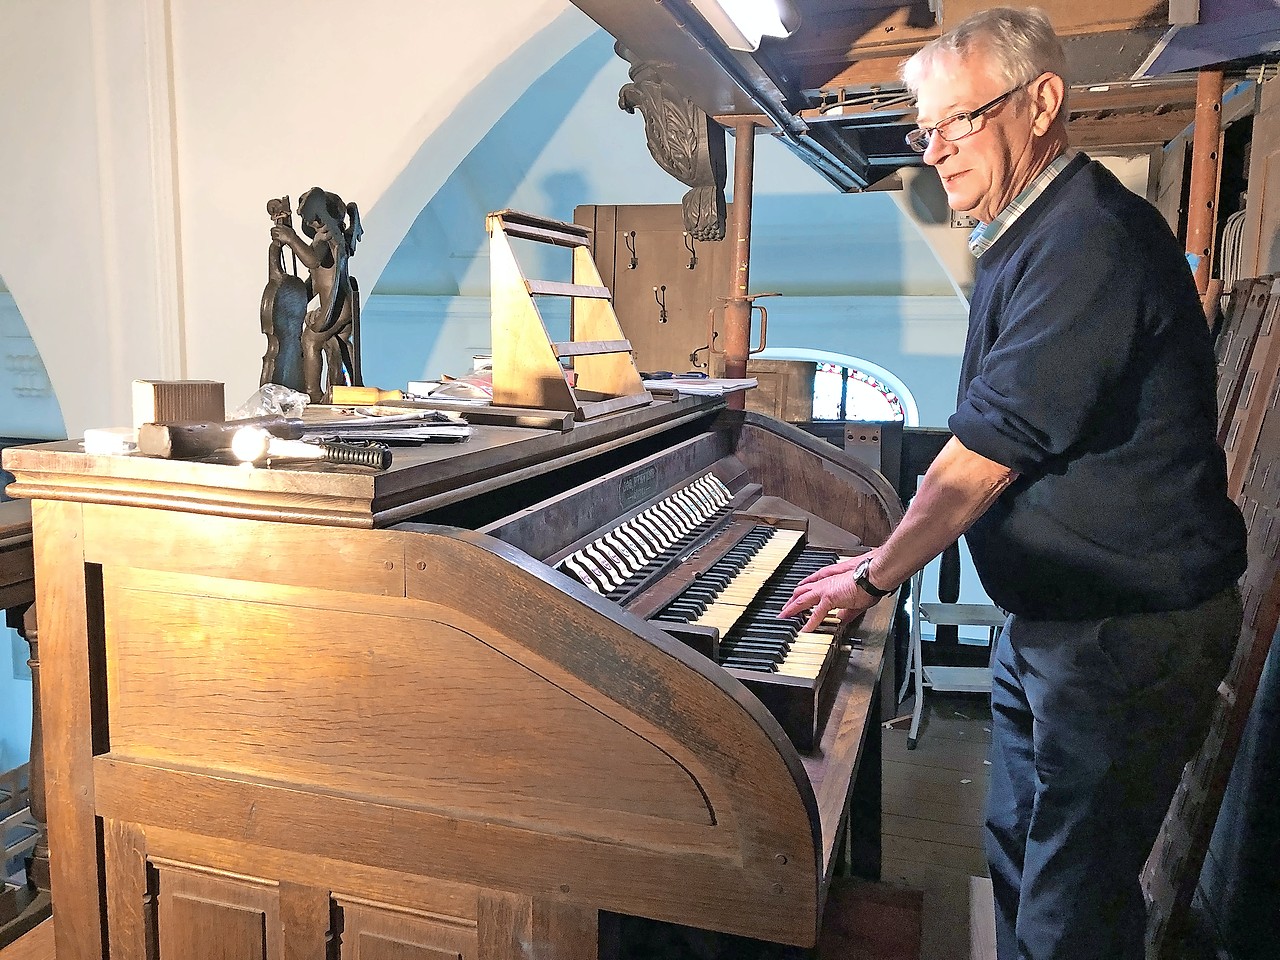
left=811, top=362, right=905, bottom=422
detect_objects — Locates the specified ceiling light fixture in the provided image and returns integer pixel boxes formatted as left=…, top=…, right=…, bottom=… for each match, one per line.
left=685, top=0, right=801, bottom=52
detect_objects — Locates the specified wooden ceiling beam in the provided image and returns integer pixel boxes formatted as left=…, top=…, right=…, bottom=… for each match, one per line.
left=1068, top=82, right=1201, bottom=114
left=789, top=1, right=1176, bottom=92
left=785, top=7, right=939, bottom=61
left=804, top=56, right=913, bottom=92
left=940, top=0, right=1170, bottom=34
left=788, top=0, right=1166, bottom=64
left=1067, top=108, right=1196, bottom=148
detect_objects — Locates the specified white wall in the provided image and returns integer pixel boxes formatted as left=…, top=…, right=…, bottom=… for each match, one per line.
left=0, top=0, right=593, bottom=436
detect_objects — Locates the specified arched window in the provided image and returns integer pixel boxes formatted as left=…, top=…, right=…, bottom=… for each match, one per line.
left=756, top=347, right=919, bottom=426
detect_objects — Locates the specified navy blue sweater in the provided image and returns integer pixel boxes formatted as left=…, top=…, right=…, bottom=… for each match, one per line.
left=949, top=154, right=1247, bottom=620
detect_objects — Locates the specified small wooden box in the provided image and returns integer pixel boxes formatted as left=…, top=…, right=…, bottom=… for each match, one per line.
left=744, top=359, right=816, bottom=422
left=132, top=380, right=225, bottom=427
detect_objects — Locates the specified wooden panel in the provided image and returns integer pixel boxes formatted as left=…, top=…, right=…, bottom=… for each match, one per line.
left=744, top=360, right=816, bottom=423
left=280, top=884, right=331, bottom=960
left=1156, top=138, right=1191, bottom=239
left=1144, top=340, right=1280, bottom=956
left=476, top=892, right=595, bottom=960
left=734, top=416, right=901, bottom=547
left=139, top=826, right=480, bottom=924
left=94, top=757, right=812, bottom=946
left=1225, top=280, right=1280, bottom=496
left=531, top=900, right=597, bottom=960
left=1069, top=109, right=1197, bottom=151
left=942, top=0, right=1165, bottom=34
left=104, top=819, right=152, bottom=960
left=5, top=446, right=381, bottom=528
left=157, top=867, right=276, bottom=960
left=788, top=5, right=939, bottom=63
left=81, top=514, right=827, bottom=944
left=1216, top=278, right=1273, bottom=440
left=338, top=898, right=476, bottom=960
left=3, top=396, right=722, bottom=530
left=101, top=568, right=714, bottom=828
left=30, top=500, right=101, bottom=960
left=577, top=204, right=735, bottom=376
left=1241, top=79, right=1280, bottom=276
left=476, top=892, right=529, bottom=960
left=0, top=500, right=33, bottom=610
left=81, top=505, right=406, bottom=595
left=805, top=597, right=893, bottom=880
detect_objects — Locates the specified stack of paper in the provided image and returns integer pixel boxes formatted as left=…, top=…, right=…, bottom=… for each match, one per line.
left=642, top=377, right=758, bottom=396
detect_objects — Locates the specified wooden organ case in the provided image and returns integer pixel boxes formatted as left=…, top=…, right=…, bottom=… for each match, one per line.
left=2, top=396, right=902, bottom=960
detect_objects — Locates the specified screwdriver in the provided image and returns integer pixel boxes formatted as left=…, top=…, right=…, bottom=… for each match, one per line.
left=230, top=427, right=392, bottom=470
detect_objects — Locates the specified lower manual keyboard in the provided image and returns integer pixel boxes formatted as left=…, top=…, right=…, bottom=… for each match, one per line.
left=652, top=526, right=857, bottom=751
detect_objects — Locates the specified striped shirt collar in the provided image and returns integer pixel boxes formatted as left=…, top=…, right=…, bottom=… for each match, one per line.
left=968, top=151, right=1075, bottom=258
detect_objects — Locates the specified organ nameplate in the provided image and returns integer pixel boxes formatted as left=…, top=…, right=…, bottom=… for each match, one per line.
left=621, top=466, right=659, bottom=509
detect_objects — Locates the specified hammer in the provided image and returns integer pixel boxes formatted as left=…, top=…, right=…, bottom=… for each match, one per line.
left=138, top=416, right=305, bottom=459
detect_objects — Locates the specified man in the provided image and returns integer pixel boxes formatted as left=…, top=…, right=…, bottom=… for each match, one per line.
left=779, top=8, right=1248, bottom=960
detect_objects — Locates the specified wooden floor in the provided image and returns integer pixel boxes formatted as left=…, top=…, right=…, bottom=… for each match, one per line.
left=883, top=690, right=997, bottom=960
left=0, top=922, right=51, bottom=960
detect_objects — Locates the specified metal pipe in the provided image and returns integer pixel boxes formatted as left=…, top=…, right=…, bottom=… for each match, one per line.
left=1187, top=66, right=1224, bottom=294
left=723, top=118, right=758, bottom=410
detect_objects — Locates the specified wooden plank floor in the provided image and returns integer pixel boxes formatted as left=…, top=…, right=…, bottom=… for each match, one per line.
left=0, top=922, right=52, bottom=960
left=883, top=691, right=997, bottom=960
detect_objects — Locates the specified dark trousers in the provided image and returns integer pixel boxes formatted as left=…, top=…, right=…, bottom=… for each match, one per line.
left=984, top=587, right=1241, bottom=960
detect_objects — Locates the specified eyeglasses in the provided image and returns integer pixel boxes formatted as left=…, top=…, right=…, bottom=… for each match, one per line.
left=905, top=83, right=1025, bottom=154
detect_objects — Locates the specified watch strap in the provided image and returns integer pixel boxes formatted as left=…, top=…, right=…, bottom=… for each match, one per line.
left=854, top=558, right=892, bottom=598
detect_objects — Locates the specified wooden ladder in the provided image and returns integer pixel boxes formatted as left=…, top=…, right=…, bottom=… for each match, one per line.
left=487, top=209, right=651, bottom=421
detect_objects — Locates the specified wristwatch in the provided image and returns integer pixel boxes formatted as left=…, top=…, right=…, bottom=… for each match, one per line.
left=853, top=557, right=892, bottom=598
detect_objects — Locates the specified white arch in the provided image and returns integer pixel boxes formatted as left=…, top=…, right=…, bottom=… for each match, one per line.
left=755, top=346, right=921, bottom=426
left=0, top=1, right=596, bottom=434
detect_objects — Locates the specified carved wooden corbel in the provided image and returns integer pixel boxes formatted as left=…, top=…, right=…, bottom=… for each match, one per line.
left=617, top=46, right=727, bottom=242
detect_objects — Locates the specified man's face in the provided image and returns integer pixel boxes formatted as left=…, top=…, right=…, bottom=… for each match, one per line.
left=913, top=51, right=1040, bottom=224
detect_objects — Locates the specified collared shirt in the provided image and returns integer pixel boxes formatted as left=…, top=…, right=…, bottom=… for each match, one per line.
left=968, top=150, right=1075, bottom=258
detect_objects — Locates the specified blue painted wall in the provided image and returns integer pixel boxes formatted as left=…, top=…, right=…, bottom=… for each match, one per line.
left=0, top=281, right=56, bottom=773
left=1, top=630, right=31, bottom=772
left=362, top=28, right=968, bottom=426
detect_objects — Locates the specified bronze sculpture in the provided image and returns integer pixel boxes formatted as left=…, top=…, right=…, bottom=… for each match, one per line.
left=259, top=188, right=363, bottom=401
left=260, top=197, right=309, bottom=394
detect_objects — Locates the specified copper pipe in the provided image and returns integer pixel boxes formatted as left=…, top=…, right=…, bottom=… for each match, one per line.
left=1187, top=66, right=1224, bottom=295
left=724, top=118, right=760, bottom=410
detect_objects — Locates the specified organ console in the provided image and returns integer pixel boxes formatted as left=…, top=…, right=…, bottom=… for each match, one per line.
left=2, top=393, right=901, bottom=960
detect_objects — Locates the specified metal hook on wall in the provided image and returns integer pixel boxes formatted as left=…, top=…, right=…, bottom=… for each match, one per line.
left=689, top=332, right=718, bottom=368
left=653, top=284, right=668, bottom=324
left=682, top=231, right=697, bottom=270
left=624, top=231, right=638, bottom=270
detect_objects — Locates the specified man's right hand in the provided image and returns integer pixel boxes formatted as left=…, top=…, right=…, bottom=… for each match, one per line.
left=779, top=552, right=882, bottom=633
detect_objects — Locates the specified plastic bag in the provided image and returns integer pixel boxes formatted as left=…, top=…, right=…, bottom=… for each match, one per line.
left=230, top=383, right=310, bottom=420
left=430, top=370, right=493, bottom=401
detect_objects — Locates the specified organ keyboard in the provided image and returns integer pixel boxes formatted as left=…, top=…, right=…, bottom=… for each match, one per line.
left=4, top=395, right=903, bottom=960
left=553, top=479, right=861, bottom=750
